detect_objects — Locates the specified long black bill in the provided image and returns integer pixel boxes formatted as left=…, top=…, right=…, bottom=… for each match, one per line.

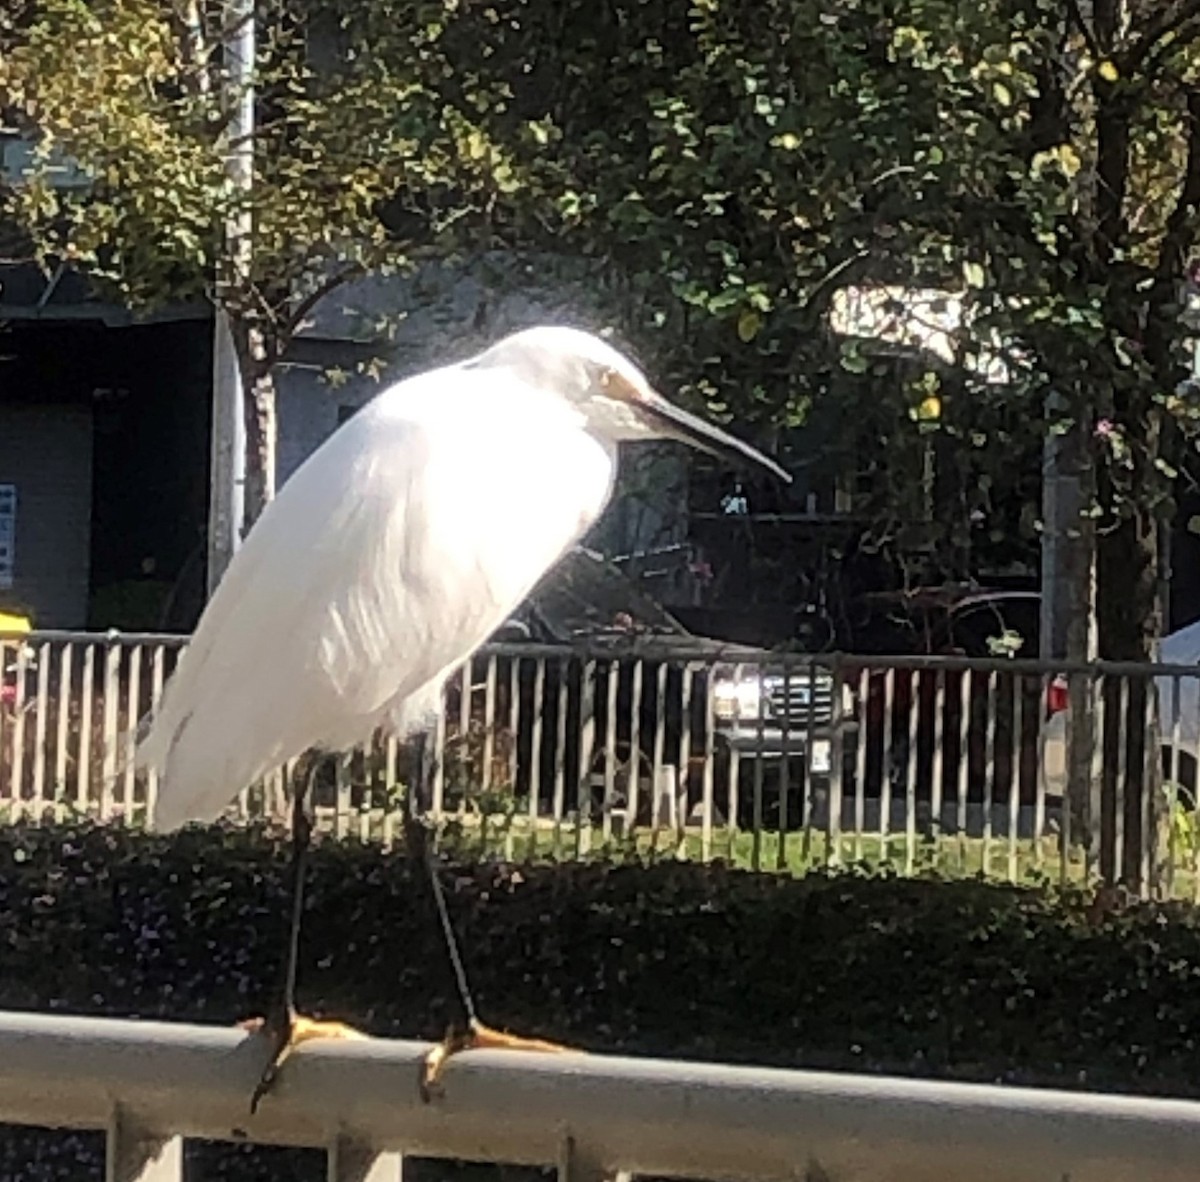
left=639, top=391, right=792, bottom=483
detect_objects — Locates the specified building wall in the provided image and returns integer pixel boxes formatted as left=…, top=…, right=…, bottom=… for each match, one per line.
left=0, top=403, right=93, bottom=626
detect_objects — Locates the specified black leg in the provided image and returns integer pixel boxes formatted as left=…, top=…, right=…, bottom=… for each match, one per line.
left=409, top=730, right=574, bottom=1100
left=250, top=753, right=318, bottom=1114
left=404, top=733, right=479, bottom=1029
left=281, top=756, right=315, bottom=1017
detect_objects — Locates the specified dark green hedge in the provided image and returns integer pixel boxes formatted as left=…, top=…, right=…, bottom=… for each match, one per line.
left=2, top=823, right=1200, bottom=1179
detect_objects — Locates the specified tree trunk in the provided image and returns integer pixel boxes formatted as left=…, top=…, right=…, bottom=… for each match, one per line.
left=231, top=316, right=277, bottom=535
left=1097, top=510, right=1160, bottom=663
left=1096, top=498, right=1161, bottom=893
left=241, top=362, right=277, bottom=534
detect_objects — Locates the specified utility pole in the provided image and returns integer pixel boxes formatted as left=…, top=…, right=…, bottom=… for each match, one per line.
left=207, top=0, right=254, bottom=598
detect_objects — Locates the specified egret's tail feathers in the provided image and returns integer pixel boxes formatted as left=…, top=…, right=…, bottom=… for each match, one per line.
left=137, top=694, right=288, bottom=833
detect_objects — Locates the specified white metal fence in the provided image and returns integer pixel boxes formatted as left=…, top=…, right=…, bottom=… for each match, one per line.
left=3, top=1008, right=1200, bottom=1182
left=3, top=630, right=1200, bottom=894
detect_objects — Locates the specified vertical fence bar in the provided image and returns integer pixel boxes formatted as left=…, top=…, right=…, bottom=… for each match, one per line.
left=903, top=669, right=919, bottom=875
left=481, top=654, right=497, bottom=798
left=79, top=643, right=95, bottom=816
left=879, top=668, right=894, bottom=863
left=720, top=662, right=739, bottom=840
left=357, top=749, right=372, bottom=843
left=1141, top=672, right=1158, bottom=898
left=677, top=663, right=695, bottom=848
left=31, top=641, right=50, bottom=816
left=1007, top=672, right=1023, bottom=883
left=827, top=659, right=845, bottom=869
left=500, top=657, right=519, bottom=862
left=929, top=668, right=946, bottom=871
left=777, top=659, right=792, bottom=871
left=146, top=646, right=166, bottom=823
left=955, top=667, right=970, bottom=873
left=651, top=662, right=668, bottom=839
left=1061, top=671, right=1080, bottom=887
left=9, top=643, right=28, bottom=816
left=801, top=658, right=817, bottom=868
left=381, top=735, right=399, bottom=849
left=552, top=658, right=570, bottom=853
left=1165, top=674, right=1182, bottom=896
left=527, top=658, right=545, bottom=857
left=55, top=642, right=73, bottom=817
left=1087, top=672, right=1106, bottom=889
left=576, top=659, right=597, bottom=856
left=123, top=644, right=142, bottom=820
left=852, top=667, right=867, bottom=863
left=750, top=667, right=765, bottom=872
left=601, top=662, right=618, bottom=843
left=0, top=641, right=9, bottom=809
left=627, top=661, right=644, bottom=838
left=101, top=642, right=120, bottom=822
left=701, top=669, right=716, bottom=861
left=334, top=752, right=351, bottom=840
left=506, top=656, right=520, bottom=798
left=1113, top=675, right=1129, bottom=882
left=981, top=670, right=997, bottom=877
left=1033, top=672, right=1048, bottom=877
left=458, top=662, right=472, bottom=774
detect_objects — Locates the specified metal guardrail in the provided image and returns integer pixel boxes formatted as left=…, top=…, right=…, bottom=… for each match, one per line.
left=2, top=1008, right=1200, bottom=1182
left=3, top=630, right=1200, bottom=894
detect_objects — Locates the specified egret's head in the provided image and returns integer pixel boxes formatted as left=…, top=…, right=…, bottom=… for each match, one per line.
left=475, top=325, right=791, bottom=483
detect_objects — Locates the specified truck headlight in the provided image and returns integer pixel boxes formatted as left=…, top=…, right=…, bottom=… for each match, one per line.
left=714, top=675, right=763, bottom=721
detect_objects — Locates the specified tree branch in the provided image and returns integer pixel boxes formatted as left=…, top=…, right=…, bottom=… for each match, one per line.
left=1065, top=0, right=1101, bottom=59
left=281, top=262, right=369, bottom=340
left=1124, top=0, right=1200, bottom=69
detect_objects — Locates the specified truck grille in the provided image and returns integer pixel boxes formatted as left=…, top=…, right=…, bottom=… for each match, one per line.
left=764, top=672, right=834, bottom=725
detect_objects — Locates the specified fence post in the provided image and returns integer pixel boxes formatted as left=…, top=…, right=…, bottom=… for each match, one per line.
left=106, top=1105, right=182, bottom=1182
left=558, top=1130, right=630, bottom=1182
left=327, top=1134, right=403, bottom=1182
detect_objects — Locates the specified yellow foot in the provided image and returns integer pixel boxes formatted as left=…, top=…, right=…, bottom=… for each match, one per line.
left=239, top=1008, right=369, bottom=1114
left=421, top=1018, right=576, bottom=1102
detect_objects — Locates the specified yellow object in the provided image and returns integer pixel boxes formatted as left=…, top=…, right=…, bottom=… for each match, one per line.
left=917, top=395, right=943, bottom=421
left=1098, top=60, right=1119, bottom=83
left=0, top=610, right=31, bottom=637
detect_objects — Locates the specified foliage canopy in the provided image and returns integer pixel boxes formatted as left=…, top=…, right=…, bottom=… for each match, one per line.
left=3, top=0, right=1200, bottom=649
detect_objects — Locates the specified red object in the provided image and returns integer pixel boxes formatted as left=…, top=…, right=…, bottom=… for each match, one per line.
left=1045, top=674, right=1069, bottom=718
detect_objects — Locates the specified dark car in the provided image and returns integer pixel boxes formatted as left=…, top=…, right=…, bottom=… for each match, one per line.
left=850, top=586, right=1060, bottom=807
left=437, top=548, right=853, bottom=831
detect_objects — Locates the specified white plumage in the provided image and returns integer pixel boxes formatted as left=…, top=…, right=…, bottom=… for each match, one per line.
left=138, top=324, right=787, bottom=831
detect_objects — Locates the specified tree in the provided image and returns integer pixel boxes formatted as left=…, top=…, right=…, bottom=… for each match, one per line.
left=0, top=0, right=535, bottom=544
left=421, top=0, right=1200, bottom=888
left=436, top=0, right=1200, bottom=671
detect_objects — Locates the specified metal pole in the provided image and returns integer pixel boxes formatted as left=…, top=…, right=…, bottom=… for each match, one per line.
left=207, top=0, right=254, bottom=597
left=207, top=308, right=244, bottom=597
left=1, top=1011, right=1200, bottom=1182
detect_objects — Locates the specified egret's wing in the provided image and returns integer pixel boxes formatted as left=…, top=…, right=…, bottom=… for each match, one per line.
left=139, top=365, right=615, bottom=829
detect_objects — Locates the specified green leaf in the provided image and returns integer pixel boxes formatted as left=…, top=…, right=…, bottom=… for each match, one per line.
left=736, top=308, right=762, bottom=342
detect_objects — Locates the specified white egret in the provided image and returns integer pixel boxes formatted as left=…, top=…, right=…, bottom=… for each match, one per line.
left=136, top=324, right=789, bottom=1109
